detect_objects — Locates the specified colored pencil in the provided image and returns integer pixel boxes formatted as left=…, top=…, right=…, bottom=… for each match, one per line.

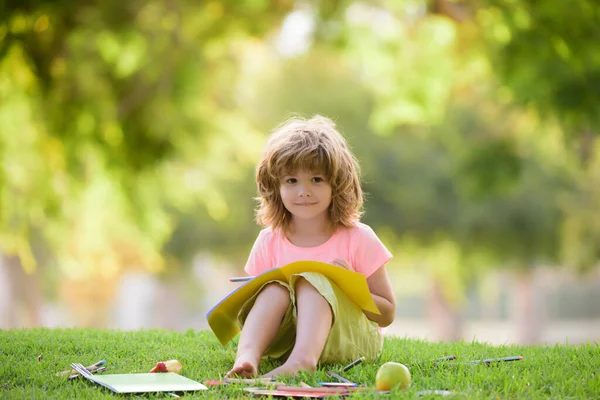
left=276, top=384, right=368, bottom=394
left=229, top=277, right=253, bottom=282
left=223, top=377, right=275, bottom=384
left=468, top=356, right=523, bottom=365
left=326, top=371, right=354, bottom=384
left=58, top=360, right=106, bottom=376
left=318, top=382, right=358, bottom=387
left=432, top=355, right=457, bottom=365
left=342, top=356, right=365, bottom=372
left=68, top=366, right=106, bottom=380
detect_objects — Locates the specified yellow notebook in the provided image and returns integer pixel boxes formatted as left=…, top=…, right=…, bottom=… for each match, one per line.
left=206, top=260, right=380, bottom=346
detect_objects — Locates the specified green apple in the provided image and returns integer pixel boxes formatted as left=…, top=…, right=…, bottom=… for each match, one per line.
left=375, top=361, right=411, bottom=391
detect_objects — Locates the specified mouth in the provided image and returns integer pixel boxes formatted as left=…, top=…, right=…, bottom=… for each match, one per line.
left=295, top=203, right=316, bottom=206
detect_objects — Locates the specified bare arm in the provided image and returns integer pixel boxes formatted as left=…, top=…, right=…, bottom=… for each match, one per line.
left=331, top=259, right=396, bottom=327
left=363, top=265, right=396, bottom=327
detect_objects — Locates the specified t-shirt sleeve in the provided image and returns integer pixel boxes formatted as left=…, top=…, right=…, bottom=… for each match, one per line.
left=352, top=224, right=393, bottom=278
left=244, top=230, right=270, bottom=276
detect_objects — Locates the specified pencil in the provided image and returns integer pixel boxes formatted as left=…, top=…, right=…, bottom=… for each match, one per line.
left=229, top=277, right=253, bottom=282
left=342, top=356, right=365, bottom=372
left=276, top=384, right=361, bottom=394
left=326, top=371, right=354, bottom=384
left=469, top=356, right=523, bottom=365
left=223, top=377, right=275, bottom=385
left=435, top=355, right=457, bottom=362
left=432, top=355, right=457, bottom=365
left=58, top=360, right=106, bottom=376
left=88, top=360, right=106, bottom=370
left=68, top=366, right=106, bottom=380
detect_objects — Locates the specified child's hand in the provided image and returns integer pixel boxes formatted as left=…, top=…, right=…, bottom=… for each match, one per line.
left=331, top=258, right=352, bottom=270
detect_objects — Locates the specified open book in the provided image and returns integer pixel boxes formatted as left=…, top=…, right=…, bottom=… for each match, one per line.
left=76, top=372, right=207, bottom=394
left=206, top=260, right=380, bottom=346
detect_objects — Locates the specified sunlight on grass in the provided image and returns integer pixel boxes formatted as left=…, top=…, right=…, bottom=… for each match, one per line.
left=1, top=329, right=598, bottom=398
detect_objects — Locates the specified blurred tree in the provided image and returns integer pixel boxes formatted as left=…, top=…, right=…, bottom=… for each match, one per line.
left=1, top=0, right=597, bottom=337
left=358, top=100, right=567, bottom=342
left=202, top=0, right=595, bottom=342
left=476, top=1, right=600, bottom=274
left=561, top=154, right=600, bottom=271
left=304, top=0, right=584, bottom=341
left=478, top=0, right=600, bottom=139
left=0, top=0, right=293, bottom=326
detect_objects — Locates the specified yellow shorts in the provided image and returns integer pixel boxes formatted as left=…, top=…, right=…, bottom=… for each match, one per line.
left=238, top=272, right=383, bottom=364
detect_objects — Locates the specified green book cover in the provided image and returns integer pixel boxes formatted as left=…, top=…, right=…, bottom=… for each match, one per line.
left=81, top=372, right=207, bottom=394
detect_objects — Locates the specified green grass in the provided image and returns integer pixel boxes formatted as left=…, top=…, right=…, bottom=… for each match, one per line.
left=1, top=329, right=598, bottom=399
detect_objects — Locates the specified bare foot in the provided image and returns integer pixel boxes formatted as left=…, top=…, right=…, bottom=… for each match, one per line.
left=225, top=361, right=257, bottom=378
left=225, top=352, right=260, bottom=379
left=262, top=360, right=316, bottom=379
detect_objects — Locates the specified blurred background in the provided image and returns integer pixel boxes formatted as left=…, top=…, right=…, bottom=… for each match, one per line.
left=1, top=0, right=599, bottom=346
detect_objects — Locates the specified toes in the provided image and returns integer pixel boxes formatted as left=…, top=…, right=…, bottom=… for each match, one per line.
left=226, top=361, right=257, bottom=379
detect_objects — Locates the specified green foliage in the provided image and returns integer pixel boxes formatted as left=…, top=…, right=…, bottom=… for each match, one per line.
left=1, top=328, right=599, bottom=398
left=456, top=138, right=521, bottom=199
left=340, top=7, right=458, bottom=133
left=480, top=0, right=600, bottom=134
left=1, top=0, right=598, bottom=290
left=560, top=150, right=600, bottom=271
left=0, top=1, right=292, bottom=277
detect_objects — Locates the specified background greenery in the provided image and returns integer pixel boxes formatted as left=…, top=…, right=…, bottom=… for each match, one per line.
left=1, top=0, right=599, bottom=340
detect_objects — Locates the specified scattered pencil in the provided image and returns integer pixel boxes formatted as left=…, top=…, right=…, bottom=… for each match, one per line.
left=416, top=389, right=454, bottom=396
left=435, top=355, right=457, bottom=362
left=229, top=277, right=253, bottom=282
left=58, top=360, right=106, bottom=376
left=68, top=367, right=106, bottom=381
left=224, top=377, right=275, bottom=385
left=323, top=356, right=363, bottom=386
left=204, top=377, right=276, bottom=388
left=275, top=384, right=369, bottom=394
left=432, top=355, right=457, bottom=365
left=468, top=356, right=523, bottom=365
left=342, top=356, right=365, bottom=372
left=326, top=371, right=354, bottom=384
left=318, top=382, right=358, bottom=387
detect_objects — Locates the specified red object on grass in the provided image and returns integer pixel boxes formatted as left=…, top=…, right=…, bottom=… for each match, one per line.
left=149, top=360, right=183, bottom=374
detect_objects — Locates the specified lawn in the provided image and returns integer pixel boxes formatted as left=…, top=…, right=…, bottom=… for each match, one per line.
left=1, top=328, right=598, bottom=399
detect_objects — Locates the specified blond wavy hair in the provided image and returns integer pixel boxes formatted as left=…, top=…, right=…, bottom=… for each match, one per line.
left=255, top=115, right=364, bottom=232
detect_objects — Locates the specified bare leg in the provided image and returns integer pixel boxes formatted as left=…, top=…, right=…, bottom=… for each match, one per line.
left=263, top=277, right=332, bottom=378
left=225, top=283, right=290, bottom=378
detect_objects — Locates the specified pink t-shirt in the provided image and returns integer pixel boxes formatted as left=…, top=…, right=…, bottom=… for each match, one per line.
left=244, top=222, right=393, bottom=278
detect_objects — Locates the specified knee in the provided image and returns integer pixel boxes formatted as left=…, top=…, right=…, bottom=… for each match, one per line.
left=294, top=277, right=332, bottom=315
left=294, top=276, right=316, bottom=292
left=258, top=282, right=291, bottom=304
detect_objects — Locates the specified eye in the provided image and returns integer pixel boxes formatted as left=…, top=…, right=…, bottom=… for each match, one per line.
left=285, top=178, right=297, bottom=184
left=312, top=177, right=325, bottom=183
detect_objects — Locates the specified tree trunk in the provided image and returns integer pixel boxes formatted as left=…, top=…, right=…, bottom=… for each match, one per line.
left=427, top=279, right=464, bottom=341
left=0, top=255, right=16, bottom=328
left=513, top=268, right=544, bottom=344
left=59, top=275, right=117, bottom=328
left=1, top=254, right=42, bottom=328
left=153, top=276, right=186, bottom=330
left=430, top=0, right=470, bottom=23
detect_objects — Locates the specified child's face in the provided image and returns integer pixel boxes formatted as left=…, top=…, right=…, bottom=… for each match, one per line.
left=279, top=169, right=332, bottom=225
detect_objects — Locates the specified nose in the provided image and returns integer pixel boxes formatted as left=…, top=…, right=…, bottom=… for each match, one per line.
left=298, top=183, right=311, bottom=197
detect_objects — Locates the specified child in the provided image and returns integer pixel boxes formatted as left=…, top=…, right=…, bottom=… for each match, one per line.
left=225, top=115, right=396, bottom=378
